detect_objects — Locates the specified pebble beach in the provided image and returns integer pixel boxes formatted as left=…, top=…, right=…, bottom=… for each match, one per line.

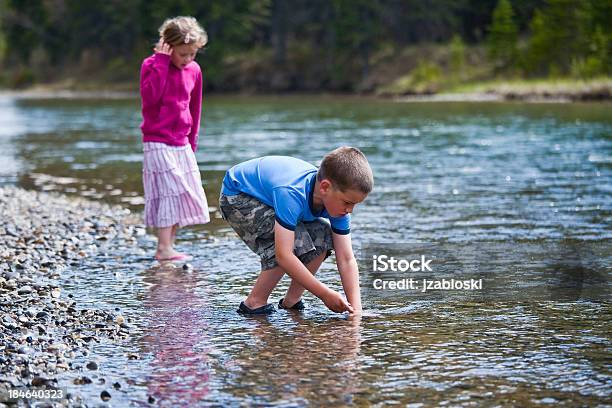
left=0, top=186, right=144, bottom=405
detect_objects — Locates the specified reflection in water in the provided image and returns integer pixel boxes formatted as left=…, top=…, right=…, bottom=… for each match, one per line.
left=5, top=96, right=612, bottom=240
left=141, top=265, right=211, bottom=405
left=132, top=257, right=368, bottom=406
left=228, top=315, right=363, bottom=405
left=0, top=97, right=25, bottom=181
left=2, top=95, right=610, bottom=405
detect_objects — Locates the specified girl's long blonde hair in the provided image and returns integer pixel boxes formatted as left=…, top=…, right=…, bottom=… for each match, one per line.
left=159, top=16, right=207, bottom=48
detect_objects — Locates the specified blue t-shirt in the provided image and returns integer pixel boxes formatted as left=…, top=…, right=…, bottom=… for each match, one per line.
left=221, top=156, right=351, bottom=234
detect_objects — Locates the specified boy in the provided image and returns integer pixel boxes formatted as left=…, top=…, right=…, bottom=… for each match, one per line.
left=219, top=146, right=373, bottom=315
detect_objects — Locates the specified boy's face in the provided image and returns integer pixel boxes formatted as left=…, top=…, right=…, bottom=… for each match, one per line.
left=171, top=43, right=199, bottom=69
left=320, top=180, right=368, bottom=217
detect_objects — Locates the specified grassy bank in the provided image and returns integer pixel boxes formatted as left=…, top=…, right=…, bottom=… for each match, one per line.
left=370, top=45, right=611, bottom=101
left=387, top=78, right=612, bottom=102
left=2, top=43, right=610, bottom=101
left=448, top=78, right=612, bottom=101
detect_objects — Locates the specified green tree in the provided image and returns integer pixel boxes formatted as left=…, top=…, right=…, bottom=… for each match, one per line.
left=449, top=34, right=465, bottom=79
left=524, top=0, right=592, bottom=76
left=137, top=0, right=271, bottom=87
left=487, top=0, right=518, bottom=71
left=0, top=0, right=6, bottom=67
left=331, top=0, right=383, bottom=84
left=570, top=25, right=610, bottom=78
left=2, top=0, right=48, bottom=62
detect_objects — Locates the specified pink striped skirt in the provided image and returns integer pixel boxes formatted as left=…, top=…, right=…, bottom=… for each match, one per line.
left=143, top=142, right=210, bottom=228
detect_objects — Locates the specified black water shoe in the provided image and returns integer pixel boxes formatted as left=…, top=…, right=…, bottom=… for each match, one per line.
left=237, top=301, right=275, bottom=315
left=278, top=297, right=305, bottom=311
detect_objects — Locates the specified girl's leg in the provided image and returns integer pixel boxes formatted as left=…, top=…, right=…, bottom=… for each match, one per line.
left=171, top=224, right=178, bottom=246
left=155, top=225, right=182, bottom=259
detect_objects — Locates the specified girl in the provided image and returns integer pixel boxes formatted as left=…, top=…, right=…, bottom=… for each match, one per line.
left=141, top=16, right=210, bottom=261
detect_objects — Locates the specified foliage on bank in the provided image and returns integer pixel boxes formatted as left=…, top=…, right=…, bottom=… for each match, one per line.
left=0, top=0, right=609, bottom=95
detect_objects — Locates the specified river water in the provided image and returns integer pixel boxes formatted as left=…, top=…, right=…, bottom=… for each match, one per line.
left=1, top=94, right=610, bottom=406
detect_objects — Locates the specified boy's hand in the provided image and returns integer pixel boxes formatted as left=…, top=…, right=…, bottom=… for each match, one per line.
left=322, top=289, right=354, bottom=314
left=154, top=39, right=172, bottom=56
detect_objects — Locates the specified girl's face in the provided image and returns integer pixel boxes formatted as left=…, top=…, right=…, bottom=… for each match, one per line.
left=171, top=43, right=199, bottom=69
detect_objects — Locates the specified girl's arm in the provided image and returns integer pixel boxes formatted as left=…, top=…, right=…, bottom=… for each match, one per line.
left=188, top=68, right=203, bottom=152
left=140, top=53, right=170, bottom=108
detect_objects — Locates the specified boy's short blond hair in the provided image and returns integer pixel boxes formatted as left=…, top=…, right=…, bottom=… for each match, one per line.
left=317, top=146, right=373, bottom=194
left=159, top=16, right=207, bottom=48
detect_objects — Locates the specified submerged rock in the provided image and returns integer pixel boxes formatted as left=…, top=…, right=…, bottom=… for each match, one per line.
left=100, top=390, right=112, bottom=401
left=74, top=376, right=93, bottom=385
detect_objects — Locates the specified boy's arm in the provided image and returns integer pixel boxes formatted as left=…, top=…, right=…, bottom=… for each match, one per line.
left=274, top=222, right=353, bottom=313
left=332, top=232, right=362, bottom=314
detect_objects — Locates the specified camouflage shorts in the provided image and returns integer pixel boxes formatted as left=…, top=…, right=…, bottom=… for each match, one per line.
left=219, top=192, right=333, bottom=271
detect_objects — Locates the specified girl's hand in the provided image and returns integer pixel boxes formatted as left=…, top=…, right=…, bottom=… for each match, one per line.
left=154, top=39, right=172, bottom=56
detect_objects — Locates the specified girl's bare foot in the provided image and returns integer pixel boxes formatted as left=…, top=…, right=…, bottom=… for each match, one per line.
left=154, top=248, right=191, bottom=261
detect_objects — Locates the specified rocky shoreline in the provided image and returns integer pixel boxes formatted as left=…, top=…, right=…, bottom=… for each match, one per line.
left=2, top=80, right=611, bottom=103
left=0, top=186, right=145, bottom=406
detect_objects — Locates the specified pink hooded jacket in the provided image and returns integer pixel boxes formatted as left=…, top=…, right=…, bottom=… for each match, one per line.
left=140, top=53, right=203, bottom=152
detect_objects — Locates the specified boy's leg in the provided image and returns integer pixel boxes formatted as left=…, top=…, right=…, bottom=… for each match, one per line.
left=219, top=192, right=279, bottom=309
left=280, top=219, right=333, bottom=307
left=246, top=248, right=326, bottom=309
left=281, top=250, right=327, bottom=307
left=244, top=266, right=286, bottom=309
